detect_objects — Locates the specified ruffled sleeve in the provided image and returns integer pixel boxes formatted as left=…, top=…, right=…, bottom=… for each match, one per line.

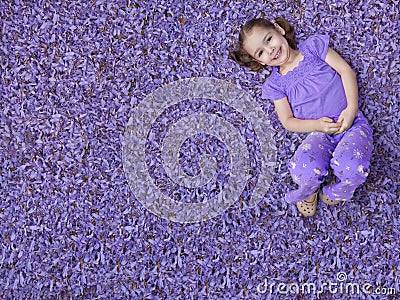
left=304, top=35, right=330, bottom=60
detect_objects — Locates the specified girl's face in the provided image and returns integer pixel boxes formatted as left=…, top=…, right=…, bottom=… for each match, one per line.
left=242, top=25, right=291, bottom=67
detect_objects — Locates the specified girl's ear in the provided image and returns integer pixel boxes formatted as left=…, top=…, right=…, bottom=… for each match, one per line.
left=274, top=23, right=286, bottom=35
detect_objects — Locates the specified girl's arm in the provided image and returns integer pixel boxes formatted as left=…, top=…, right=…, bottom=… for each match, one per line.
left=274, top=97, right=342, bottom=134
left=325, top=48, right=358, bottom=134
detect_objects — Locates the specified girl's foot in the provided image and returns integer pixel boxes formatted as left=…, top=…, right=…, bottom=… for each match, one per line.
left=321, top=193, right=340, bottom=205
left=321, top=176, right=340, bottom=205
left=296, top=191, right=318, bottom=217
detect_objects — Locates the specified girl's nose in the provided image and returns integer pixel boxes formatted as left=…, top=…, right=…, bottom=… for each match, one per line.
left=269, top=47, right=275, bottom=56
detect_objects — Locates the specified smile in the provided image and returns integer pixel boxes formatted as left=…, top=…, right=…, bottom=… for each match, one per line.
left=273, top=48, right=281, bottom=60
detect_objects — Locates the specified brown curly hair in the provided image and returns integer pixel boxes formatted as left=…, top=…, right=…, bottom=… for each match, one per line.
left=230, top=17, right=298, bottom=72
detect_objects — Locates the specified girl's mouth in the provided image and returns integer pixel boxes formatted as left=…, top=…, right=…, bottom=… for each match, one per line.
left=274, top=48, right=281, bottom=60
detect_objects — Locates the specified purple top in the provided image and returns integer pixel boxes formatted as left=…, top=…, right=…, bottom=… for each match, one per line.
left=262, top=35, right=350, bottom=122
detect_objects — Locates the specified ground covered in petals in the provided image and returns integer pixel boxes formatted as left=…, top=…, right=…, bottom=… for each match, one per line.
left=1, top=0, right=399, bottom=299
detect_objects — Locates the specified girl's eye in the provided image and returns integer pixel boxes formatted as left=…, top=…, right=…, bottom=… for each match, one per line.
left=266, top=36, right=272, bottom=43
left=258, top=50, right=263, bottom=58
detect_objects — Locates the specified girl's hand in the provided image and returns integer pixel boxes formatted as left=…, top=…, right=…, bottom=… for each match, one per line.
left=317, top=117, right=342, bottom=135
left=335, top=107, right=357, bottom=134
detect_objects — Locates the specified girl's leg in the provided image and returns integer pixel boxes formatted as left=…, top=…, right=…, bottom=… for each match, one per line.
left=286, top=132, right=335, bottom=203
left=322, top=114, right=373, bottom=201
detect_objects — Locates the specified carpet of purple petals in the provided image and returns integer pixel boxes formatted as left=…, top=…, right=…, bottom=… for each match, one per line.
left=1, top=0, right=399, bottom=299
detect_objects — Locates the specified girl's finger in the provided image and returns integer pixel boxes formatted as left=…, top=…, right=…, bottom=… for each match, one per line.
left=337, top=123, right=348, bottom=134
left=321, top=117, right=334, bottom=123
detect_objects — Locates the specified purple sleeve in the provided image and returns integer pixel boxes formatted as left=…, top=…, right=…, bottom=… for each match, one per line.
left=306, top=35, right=330, bottom=60
left=261, top=79, right=286, bottom=101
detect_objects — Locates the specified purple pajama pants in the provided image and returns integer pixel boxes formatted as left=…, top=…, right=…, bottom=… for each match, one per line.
left=286, top=112, right=373, bottom=203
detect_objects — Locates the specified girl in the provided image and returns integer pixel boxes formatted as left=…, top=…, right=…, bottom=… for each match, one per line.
left=230, top=18, right=373, bottom=216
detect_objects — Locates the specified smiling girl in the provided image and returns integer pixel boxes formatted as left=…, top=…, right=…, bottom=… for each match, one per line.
left=230, top=18, right=373, bottom=217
